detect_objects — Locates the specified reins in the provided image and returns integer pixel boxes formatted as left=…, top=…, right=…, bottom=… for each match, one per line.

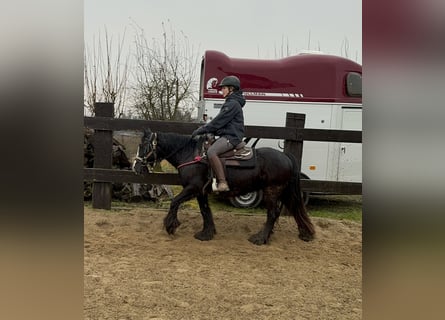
left=177, top=155, right=203, bottom=169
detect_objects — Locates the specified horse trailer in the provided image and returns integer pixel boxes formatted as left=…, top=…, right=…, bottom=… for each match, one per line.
left=196, top=50, right=362, bottom=207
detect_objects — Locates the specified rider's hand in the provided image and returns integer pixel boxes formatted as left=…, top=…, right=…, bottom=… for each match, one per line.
left=192, top=126, right=204, bottom=138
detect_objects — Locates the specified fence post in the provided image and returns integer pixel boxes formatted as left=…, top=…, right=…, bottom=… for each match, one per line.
left=283, top=112, right=306, bottom=172
left=92, top=102, right=114, bottom=210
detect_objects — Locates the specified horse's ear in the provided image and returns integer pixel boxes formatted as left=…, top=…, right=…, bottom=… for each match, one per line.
left=143, top=128, right=152, bottom=137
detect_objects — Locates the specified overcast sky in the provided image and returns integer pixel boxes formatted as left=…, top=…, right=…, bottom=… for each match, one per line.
left=84, top=0, right=362, bottom=64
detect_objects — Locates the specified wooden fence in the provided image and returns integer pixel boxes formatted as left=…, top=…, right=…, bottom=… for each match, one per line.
left=84, top=102, right=362, bottom=209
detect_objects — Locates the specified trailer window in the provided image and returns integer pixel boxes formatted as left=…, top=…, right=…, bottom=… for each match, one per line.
left=346, top=72, right=362, bottom=97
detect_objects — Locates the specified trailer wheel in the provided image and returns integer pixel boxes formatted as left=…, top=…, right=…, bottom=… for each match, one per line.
left=229, top=190, right=263, bottom=208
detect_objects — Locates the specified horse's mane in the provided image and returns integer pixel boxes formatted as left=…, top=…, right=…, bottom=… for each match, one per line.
left=156, top=131, right=200, bottom=162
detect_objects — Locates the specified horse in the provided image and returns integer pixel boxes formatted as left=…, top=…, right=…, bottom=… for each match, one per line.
left=132, top=128, right=315, bottom=245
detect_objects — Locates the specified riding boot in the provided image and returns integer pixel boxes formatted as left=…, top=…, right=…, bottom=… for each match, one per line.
left=208, top=155, right=230, bottom=192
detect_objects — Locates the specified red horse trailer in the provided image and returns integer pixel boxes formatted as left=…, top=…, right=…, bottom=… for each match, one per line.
left=197, top=50, right=362, bottom=207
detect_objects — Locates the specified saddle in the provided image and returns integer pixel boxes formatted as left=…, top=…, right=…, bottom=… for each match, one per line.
left=201, top=134, right=256, bottom=168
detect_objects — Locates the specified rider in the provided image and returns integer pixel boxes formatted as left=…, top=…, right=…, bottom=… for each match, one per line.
left=191, top=75, right=246, bottom=192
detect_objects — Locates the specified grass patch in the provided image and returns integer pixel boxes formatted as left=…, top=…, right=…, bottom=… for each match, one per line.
left=85, top=189, right=362, bottom=222
left=307, top=195, right=362, bottom=222
left=206, top=194, right=362, bottom=222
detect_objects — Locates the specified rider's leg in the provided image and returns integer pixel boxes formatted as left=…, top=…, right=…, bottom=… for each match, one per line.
left=207, top=137, right=233, bottom=192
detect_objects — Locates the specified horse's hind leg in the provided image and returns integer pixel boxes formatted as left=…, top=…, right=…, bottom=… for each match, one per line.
left=164, top=186, right=195, bottom=235
left=248, top=187, right=281, bottom=245
left=194, top=194, right=216, bottom=241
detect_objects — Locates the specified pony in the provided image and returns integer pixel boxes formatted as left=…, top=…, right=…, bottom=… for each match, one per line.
left=132, top=128, right=315, bottom=245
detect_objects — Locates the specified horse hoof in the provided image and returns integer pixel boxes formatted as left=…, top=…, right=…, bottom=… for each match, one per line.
left=194, top=230, right=215, bottom=241
left=248, top=234, right=267, bottom=245
left=298, top=232, right=314, bottom=242
left=164, top=219, right=181, bottom=235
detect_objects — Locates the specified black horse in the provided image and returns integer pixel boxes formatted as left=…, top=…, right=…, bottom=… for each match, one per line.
left=132, top=128, right=315, bottom=245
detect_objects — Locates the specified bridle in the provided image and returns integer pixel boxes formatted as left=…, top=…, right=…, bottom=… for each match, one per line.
left=133, top=131, right=200, bottom=173
left=133, top=132, right=158, bottom=172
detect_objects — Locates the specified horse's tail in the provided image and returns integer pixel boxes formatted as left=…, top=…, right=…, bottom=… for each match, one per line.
left=281, top=153, right=315, bottom=241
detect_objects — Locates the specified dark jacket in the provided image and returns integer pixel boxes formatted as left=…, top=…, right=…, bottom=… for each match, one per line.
left=197, top=91, right=246, bottom=146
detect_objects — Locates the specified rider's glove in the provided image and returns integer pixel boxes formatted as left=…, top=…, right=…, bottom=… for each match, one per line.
left=191, top=126, right=205, bottom=138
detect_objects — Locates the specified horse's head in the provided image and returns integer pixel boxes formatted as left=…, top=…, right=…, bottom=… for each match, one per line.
left=132, top=128, right=158, bottom=175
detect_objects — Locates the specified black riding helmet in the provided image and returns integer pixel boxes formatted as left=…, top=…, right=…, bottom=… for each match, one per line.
left=218, top=75, right=241, bottom=90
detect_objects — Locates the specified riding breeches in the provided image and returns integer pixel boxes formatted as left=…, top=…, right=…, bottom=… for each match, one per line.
left=206, top=137, right=234, bottom=158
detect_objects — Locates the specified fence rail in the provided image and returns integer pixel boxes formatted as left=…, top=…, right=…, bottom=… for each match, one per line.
left=84, top=117, right=362, bottom=143
left=84, top=102, right=362, bottom=209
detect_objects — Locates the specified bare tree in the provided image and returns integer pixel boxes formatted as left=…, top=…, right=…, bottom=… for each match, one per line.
left=84, top=28, right=130, bottom=118
left=273, top=35, right=291, bottom=59
left=341, top=37, right=350, bottom=59
left=131, top=21, right=199, bottom=121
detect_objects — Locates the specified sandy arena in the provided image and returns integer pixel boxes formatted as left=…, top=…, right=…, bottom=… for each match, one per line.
left=84, top=206, right=361, bottom=319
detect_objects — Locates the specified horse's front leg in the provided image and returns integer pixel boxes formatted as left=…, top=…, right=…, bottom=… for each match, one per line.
left=164, top=186, right=195, bottom=235
left=194, top=194, right=216, bottom=241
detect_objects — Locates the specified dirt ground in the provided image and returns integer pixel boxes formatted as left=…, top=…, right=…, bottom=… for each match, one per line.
left=84, top=205, right=362, bottom=320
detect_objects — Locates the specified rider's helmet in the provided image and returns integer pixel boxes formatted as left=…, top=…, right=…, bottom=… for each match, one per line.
left=217, top=76, right=241, bottom=90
